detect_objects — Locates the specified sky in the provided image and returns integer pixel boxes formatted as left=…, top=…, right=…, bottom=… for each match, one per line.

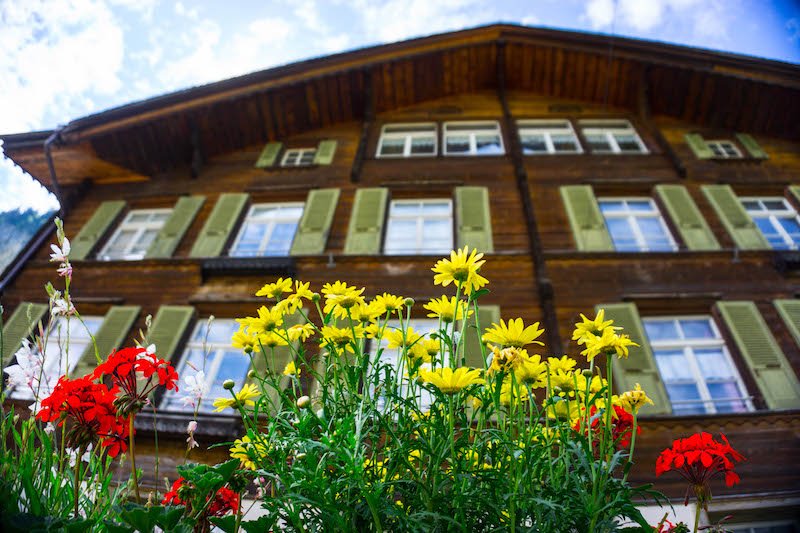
left=1, top=0, right=799, bottom=215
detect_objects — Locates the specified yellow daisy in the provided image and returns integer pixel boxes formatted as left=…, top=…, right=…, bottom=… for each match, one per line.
left=431, top=247, right=489, bottom=294
left=482, top=318, right=545, bottom=348
left=255, top=277, right=293, bottom=298
left=423, top=295, right=472, bottom=323
left=213, top=383, right=259, bottom=412
left=419, top=366, right=485, bottom=394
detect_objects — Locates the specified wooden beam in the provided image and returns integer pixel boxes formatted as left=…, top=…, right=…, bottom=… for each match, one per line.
left=350, top=69, right=374, bottom=183
left=637, top=64, right=687, bottom=178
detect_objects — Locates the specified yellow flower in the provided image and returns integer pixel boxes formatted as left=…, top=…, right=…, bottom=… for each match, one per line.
left=515, top=352, right=547, bottom=388
left=374, top=293, right=405, bottom=315
left=577, top=374, right=608, bottom=398
left=495, top=377, right=529, bottom=407
left=407, top=343, right=432, bottom=364
left=581, top=327, right=638, bottom=362
left=483, top=318, right=544, bottom=348
left=322, top=281, right=366, bottom=317
left=549, top=369, right=576, bottom=397
left=487, top=345, right=525, bottom=375
left=349, top=300, right=383, bottom=323
left=255, top=277, right=293, bottom=298
left=231, top=326, right=258, bottom=353
left=423, top=295, right=473, bottom=323
left=544, top=396, right=581, bottom=421
left=619, top=383, right=654, bottom=414
left=229, top=435, right=268, bottom=470
left=287, top=322, right=315, bottom=342
left=419, top=366, right=485, bottom=394
left=385, top=326, right=423, bottom=350
left=547, top=355, right=577, bottom=373
left=258, top=330, right=289, bottom=349
left=420, top=338, right=440, bottom=358
left=431, top=246, right=489, bottom=294
left=213, top=383, right=259, bottom=412
left=572, top=309, right=617, bottom=345
left=320, top=325, right=363, bottom=351
left=283, top=360, right=300, bottom=376
left=238, top=306, right=284, bottom=334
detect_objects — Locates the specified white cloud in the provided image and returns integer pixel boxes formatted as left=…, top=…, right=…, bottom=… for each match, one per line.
left=521, top=15, right=541, bottom=27
left=585, top=0, right=615, bottom=30
left=0, top=156, right=59, bottom=214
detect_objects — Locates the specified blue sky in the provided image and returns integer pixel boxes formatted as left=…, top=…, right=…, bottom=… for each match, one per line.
left=1, top=0, right=799, bottom=214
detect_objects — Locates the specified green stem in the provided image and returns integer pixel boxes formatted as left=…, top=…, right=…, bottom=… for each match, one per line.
left=693, top=501, right=701, bottom=533
left=74, top=445, right=83, bottom=518
left=129, top=416, right=140, bottom=503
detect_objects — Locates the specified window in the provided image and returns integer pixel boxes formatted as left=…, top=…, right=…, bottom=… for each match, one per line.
left=706, top=140, right=742, bottom=159
left=162, top=319, right=249, bottom=413
left=517, top=119, right=582, bottom=154
left=443, top=121, right=504, bottom=156
left=98, top=209, right=172, bottom=260
left=728, top=521, right=799, bottom=533
left=383, top=199, right=453, bottom=255
left=741, top=197, right=800, bottom=250
left=376, top=123, right=437, bottom=158
left=229, top=203, right=304, bottom=257
left=598, top=198, right=677, bottom=252
left=578, top=120, right=647, bottom=154
left=644, top=316, right=753, bottom=415
left=373, top=319, right=439, bottom=411
left=281, top=148, right=316, bottom=167
left=10, top=316, right=104, bottom=400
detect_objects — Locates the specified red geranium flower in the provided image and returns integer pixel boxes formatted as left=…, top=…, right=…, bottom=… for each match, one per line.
left=162, top=477, right=239, bottom=517
left=655, top=432, right=744, bottom=509
left=36, top=374, right=129, bottom=457
left=574, top=404, right=641, bottom=451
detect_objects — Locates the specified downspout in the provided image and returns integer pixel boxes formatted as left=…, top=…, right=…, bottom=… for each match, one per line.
left=44, top=128, right=65, bottom=214
left=495, top=40, right=563, bottom=354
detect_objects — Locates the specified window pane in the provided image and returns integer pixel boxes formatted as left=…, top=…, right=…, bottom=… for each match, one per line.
left=644, top=320, right=679, bottom=341
left=615, top=134, right=642, bottom=152
left=695, top=348, right=734, bottom=378
left=666, top=384, right=705, bottom=415
left=421, top=202, right=452, bottom=216
left=107, top=229, right=136, bottom=254
left=680, top=319, right=715, bottom=339
left=606, top=218, right=639, bottom=251
left=521, top=134, right=547, bottom=154
left=763, top=200, right=787, bottom=210
left=421, top=219, right=452, bottom=251
left=636, top=218, right=672, bottom=250
left=446, top=135, right=470, bottom=153
left=627, top=200, right=652, bottom=212
left=741, top=200, right=762, bottom=211
left=599, top=201, right=625, bottom=213
left=410, top=137, right=435, bottom=155
left=655, top=349, right=694, bottom=380
left=379, top=138, right=405, bottom=156
left=475, top=134, right=503, bottom=155
left=585, top=134, right=611, bottom=152
left=551, top=134, right=579, bottom=152
left=778, top=217, right=800, bottom=246
left=130, top=229, right=158, bottom=254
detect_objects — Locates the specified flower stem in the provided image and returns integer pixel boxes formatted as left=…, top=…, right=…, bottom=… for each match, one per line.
left=693, top=501, right=701, bottom=533
left=74, top=445, right=82, bottom=518
left=129, top=416, right=140, bottom=503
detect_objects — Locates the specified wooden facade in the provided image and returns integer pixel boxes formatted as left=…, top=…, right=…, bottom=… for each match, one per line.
left=2, top=24, right=800, bottom=524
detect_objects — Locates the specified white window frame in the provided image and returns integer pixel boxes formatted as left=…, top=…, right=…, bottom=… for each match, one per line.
left=741, top=196, right=800, bottom=250
left=728, top=520, right=799, bottom=533
left=229, top=202, right=304, bottom=257
left=443, top=121, right=505, bottom=156
left=598, top=197, right=678, bottom=252
left=98, top=208, right=172, bottom=261
left=644, top=315, right=754, bottom=415
left=706, top=139, right=742, bottom=159
left=376, top=123, right=438, bottom=158
left=383, top=199, right=453, bottom=255
left=280, top=148, right=317, bottom=167
left=10, top=315, right=104, bottom=400
left=162, top=319, right=249, bottom=413
left=517, top=119, right=583, bottom=155
left=578, top=119, right=648, bottom=154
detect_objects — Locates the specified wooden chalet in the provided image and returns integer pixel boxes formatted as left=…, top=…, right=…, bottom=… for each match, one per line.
left=2, top=24, right=799, bottom=528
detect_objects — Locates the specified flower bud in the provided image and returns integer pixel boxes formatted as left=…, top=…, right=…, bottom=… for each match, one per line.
left=247, top=369, right=256, bottom=379
left=296, top=395, right=311, bottom=409
left=403, top=297, right=415, bottom=307
left=552, top=386, right=562, bottom=395
left=315, top=408, right=325, bottom=420
left=582, top=369, right=593, bottom=378
left=223, top=379, right=236, bottom=390
left=311, top=292, right=321, bottom=303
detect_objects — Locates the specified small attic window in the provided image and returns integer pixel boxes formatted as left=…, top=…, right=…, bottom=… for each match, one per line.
left=281, top=148, right=317, bottom=167
left=706, top=140, right=742, bottom=159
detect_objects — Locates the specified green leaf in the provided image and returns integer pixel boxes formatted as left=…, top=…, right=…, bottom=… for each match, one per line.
left=209, top=515, right=237, bottom=533
left=117, top=503, right=184, bottom=533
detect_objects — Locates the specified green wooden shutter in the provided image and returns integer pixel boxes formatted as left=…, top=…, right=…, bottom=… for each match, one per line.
left=787, top=185, right=800, bottom=208
left=146, top=306, right=195, bottom=363
left=455, top=186, right=493, bottom=253
left=595, top=303, right=671, bottom=415
left=343, top=188, right=389, bottom=255
left=774, top=299, right=800, bottom=348
left=717, top=301, right=800, bottom=410
left=290, top=188, right=340, bottom=255
left=1, top=302, right=48, bottom=368
left=145, top=196, right=205, bottom=259
left=189, top=193, right=249, bottom=258
left=248, top=314, right=303, bottom=411
left=684, top=133, right=714, bottom=159
left=255, top=142, right=283, bottom=168
left=70, top=201, right=126, bottom=260
left=459, top=305, right=500, bottom=369
left=313, top=140, right=338, bottom=165
left=654, top=184, right=720, bottom=251
left=701, top=185, right=769, bottom=250
left=735, top=133, right=768, bottom=159
left=73, top=306, right=141, bottom=377
left=560, top=185, right=613, bottom=251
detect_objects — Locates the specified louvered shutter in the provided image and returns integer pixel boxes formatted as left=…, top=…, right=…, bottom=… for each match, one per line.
left=70, top=201, right=126, bottom=260
left=654, top=184, right=720, bottom=251
left=684, top=133, right=714, bottom=159
left=189, top=193, right=249, bottom=258
left=146, top=306, right=195, bottom=363
left=735, top=133, right=768, bottom=159
left=701, top=185, right=769, bottom=250
left=313, top=140, right=338, bottom=165
left=72, top=306, right=141, bottom=377
left=595, top=303, right=671, bottom=415
left=248, top=313, right=303, bottom=412
left=1, top=302, right=48, bottom=368
left=774, top=299, right=800, bottom=348
left=343, top=188, right=389, bottom=255
left=455, top=186, right=494, bottom=253
left=716, top=301, right=800, bottom=410
left=145, top=196, right=205, bottom=258
left=459, top=305, right=499, bottom=369
left=560, top=185, right=613, bottom=251
left=290, top=188, right=340, bottom=255
left=255, top=142, right=283, bottom=168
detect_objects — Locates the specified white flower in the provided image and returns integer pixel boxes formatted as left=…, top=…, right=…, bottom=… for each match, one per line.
left=56, top=263, right=73, bottom=278
left=49, top=238, right=70, bottom=263
left=146, top=344, right=156, bottom=355
left=4, top=340, right=55, bottom=400
left=66, top=444, right=93, bottom=468
left=186, top=420, right=199, bottom=449
left=44, top=423, right=56, bottom=434
left=187, top=420, right=198, bottom=433
left=51, top=298, right=75, bottom=316
left=180, top=371, right=209, bottom=408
